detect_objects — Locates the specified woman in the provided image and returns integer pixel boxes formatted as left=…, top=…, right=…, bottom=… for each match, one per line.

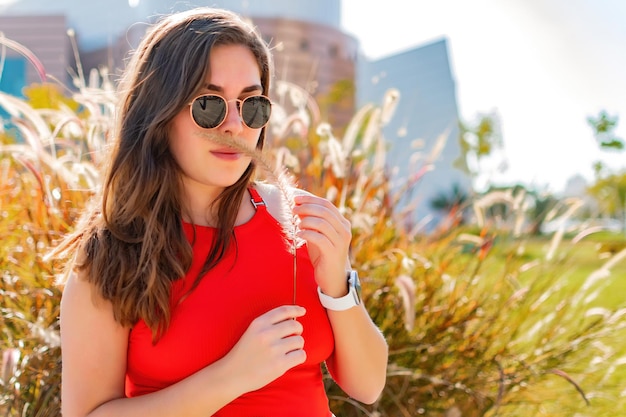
left=58, top=7, right=387, bottom=417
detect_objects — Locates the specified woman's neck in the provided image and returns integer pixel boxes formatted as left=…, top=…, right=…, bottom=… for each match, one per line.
left=180, top=184, right=255, bottom=227
left=180, top=183, right=222, bottom=226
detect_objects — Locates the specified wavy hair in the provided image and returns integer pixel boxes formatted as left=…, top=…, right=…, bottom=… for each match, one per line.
left=54, top=8, right=272, bottom=340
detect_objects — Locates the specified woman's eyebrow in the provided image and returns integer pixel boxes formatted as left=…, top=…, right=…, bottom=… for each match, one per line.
left=205, top=84, right=263, bottom=93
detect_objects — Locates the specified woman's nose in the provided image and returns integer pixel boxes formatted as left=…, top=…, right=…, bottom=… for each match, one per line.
left=218, top=99, right=244, bottom=134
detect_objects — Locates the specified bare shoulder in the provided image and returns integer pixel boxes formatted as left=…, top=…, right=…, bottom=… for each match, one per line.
left=61, top=270, right=129, bottom=352
left=253, top=181, right=313, bottom=202
left=60, top=271, right=129, bottom=416
left=253, top=181, right=312, bottom=220
left=62, top=270, right=110, bottom=315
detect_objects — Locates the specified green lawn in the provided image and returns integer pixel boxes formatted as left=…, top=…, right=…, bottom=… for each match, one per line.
left=496, top=232, right=626, bottom=417
left=525, top=233, right=625, bottom=308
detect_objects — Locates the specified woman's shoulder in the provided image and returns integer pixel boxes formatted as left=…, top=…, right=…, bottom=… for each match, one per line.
left=253, top=181, right=313, bottom=201
left=252, top=181, right=312, bottom=221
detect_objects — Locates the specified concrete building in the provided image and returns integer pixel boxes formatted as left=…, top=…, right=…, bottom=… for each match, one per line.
left=0, top=0, right=470, bottom=228
left=357, top=39, right=471, bottom=228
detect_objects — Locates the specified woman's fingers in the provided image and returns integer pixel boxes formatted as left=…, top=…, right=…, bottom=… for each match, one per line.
left=226, top=305, right=307, bottom=393
left=293, top=196, right=351, bottom=245
left=262, top=304, right=306, bottom=325
left=251, top=306, right=305, bottom=343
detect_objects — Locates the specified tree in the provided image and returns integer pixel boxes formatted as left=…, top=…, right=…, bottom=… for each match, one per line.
left=587, top=173, right=626, bottom=233
left=455, top=111, right=506, bottom=191
left=587, top=111, right=625, bottom=151
left=586, top=111, right=626, bottom=233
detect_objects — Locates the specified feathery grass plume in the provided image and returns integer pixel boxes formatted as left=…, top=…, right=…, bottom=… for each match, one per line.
left=570, top=246, right=626, bottom=308
left=512, top=189, right=528, bottom=237
left=341, top=102, right=374, bottom=155
left=473, top=189, right=516, bottom=228
left=572, top=225, right=609, bottom=244
left=0, top=348, right=20, bottom=386
left=395, top=274, right=416, bottom=331
left=66, top=29, right=86, bottom=91
left=274, top=80, right=321, bottom=123
left=379, top=88, right=400, bottom=126
left=273, top=146, right=300, bottom=172
left=316, top=122, right=346, bottom=178
left=545, top=198, right=584, bottom=261
left=390, top=129, right=450, bottom=231
left=0, top=33, right=47, bottom=83
left=195, top=131, right=304, bottom=252
left=424, top=128, right=450, bottom=166
left=0, top=91, right=50, bottom=153
left=271, top=80, right=320, bottom=139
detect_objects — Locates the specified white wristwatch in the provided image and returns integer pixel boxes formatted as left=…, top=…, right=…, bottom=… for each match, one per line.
left=317, top=270, right=362, bottom=311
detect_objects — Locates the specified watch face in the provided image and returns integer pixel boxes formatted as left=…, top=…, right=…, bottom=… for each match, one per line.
left=350, top=270, right=361, bottom=303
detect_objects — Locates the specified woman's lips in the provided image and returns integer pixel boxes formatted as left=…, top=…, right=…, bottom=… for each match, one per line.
left=211, top=149, right=241, bottom=160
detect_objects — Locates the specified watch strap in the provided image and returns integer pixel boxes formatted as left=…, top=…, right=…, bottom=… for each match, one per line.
left=317, top=270, right=361, bottom=311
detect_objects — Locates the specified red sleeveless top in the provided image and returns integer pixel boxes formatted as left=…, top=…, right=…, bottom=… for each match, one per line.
left=125, top=187, right=335, bottom=416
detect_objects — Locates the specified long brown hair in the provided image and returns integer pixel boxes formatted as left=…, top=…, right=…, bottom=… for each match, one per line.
left=54, top=8, right=272, bottom=339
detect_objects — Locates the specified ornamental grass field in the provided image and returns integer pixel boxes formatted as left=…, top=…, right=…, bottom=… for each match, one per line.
left=1, top=41, right=625, bottom=416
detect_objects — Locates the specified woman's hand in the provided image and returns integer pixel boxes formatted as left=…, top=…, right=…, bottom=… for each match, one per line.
left=224, top=305, right=307, bottom=393
left=293, top=194, right=352, bottom=296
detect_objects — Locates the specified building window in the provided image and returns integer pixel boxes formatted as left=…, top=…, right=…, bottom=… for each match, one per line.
left=300, top=39, right=309, bottom=51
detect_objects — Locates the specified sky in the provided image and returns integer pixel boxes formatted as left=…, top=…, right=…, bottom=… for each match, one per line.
left=341, top=0, right=626, bottom=193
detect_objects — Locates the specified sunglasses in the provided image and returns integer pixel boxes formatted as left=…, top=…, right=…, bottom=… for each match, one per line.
left=189, top=94, right=272, bottom=129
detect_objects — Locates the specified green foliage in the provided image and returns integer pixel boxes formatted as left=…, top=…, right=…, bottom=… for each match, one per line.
left=455, top=113, right=503, bottom=180
left=587, top=173, right=626, bottom=229
left=0, top=158, right=65, bottom=417
left=0, top=112, right=98, bottom=414
left=274, top=90, right=626, bottom=416
left=1, top=76, right=625, bottom=417
left=22, top=84, right=80, bottom=113
left=337, top=215, right=626, bottom=417
left=587, top=111, right=624, bottom=151
left=586, top=110, right=626, bottom=232
left=429, top=183, right=470, bottom=213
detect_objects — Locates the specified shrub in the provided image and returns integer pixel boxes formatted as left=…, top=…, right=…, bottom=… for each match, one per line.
left=0, top=76, right=109, bottom=415
left=282, top=96, right=626, bottom=416
left=1, top=46, right=625, bottom=417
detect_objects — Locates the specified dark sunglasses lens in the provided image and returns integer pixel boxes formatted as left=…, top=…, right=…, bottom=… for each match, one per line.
left=191, top=95, right=226, bottom=129
left=241, top=96, right=272, bottom=129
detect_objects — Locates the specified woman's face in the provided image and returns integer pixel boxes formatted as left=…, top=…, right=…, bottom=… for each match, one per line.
left=169, top=43, right=264, bottom=200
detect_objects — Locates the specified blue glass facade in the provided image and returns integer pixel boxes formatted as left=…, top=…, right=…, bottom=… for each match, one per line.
left=0, top=56, right=26, bottom=122
left=0, top=56, right=26, bottom=97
